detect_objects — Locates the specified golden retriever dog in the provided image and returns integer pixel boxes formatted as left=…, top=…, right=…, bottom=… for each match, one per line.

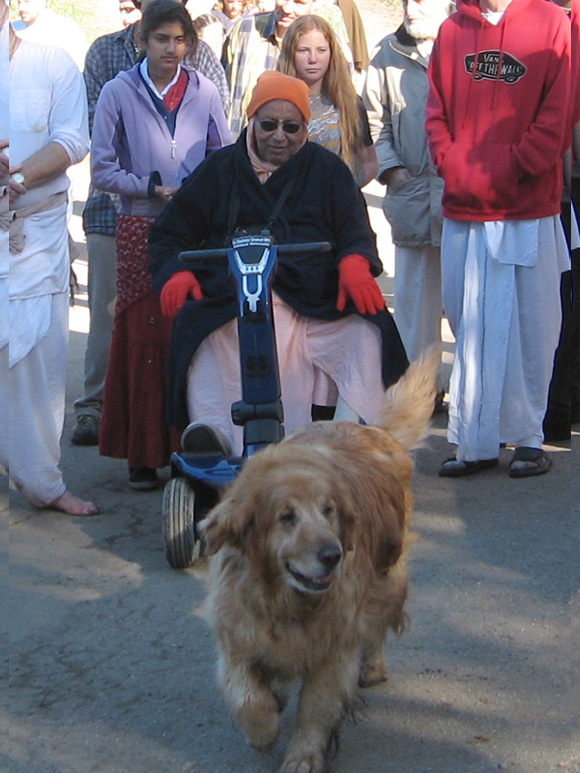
left=199, top=349, right=438, bottom=773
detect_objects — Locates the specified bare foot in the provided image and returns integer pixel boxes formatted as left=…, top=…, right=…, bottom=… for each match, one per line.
left=49, top=490, right=99, bottom=516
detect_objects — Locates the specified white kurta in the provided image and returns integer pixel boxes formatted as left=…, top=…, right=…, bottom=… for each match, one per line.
left=442, top=215, right=570, bottom=461
left=1, top=40, right=89, bottom=506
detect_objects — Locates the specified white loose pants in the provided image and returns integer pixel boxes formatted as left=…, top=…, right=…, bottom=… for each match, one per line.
left=3, top=292, right=69, bottom=506
left=394, top=244, right=443, bottom=386
left=442, top=216, right=569, bottom=461
left=187, top=295, right=386, bottom=455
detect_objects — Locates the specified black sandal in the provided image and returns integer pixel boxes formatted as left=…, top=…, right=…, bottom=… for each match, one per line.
left=439, top=456, right=499, bottom=478
left=508, top=447, right=551, bottom=478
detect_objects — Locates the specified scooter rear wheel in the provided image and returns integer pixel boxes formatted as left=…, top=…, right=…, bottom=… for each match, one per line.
left=162, top=477, right=200, bottom=568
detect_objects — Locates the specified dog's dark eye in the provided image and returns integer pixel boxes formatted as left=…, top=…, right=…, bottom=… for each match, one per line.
left=279, top=509, right=297, bottom=526
left=322, top=506, right=334, bottom=519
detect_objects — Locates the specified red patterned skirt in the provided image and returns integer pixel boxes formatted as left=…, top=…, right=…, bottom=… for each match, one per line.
left=99, top=215, right=180, bottom=468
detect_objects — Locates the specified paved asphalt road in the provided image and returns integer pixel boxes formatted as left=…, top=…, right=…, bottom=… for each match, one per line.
left=4, top=3, right=577, bottom=763
left=4, top=170, right=577, bottom=772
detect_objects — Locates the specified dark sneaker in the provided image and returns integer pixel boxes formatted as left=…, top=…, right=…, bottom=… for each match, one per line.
left=180, top=422, right=233, bottom=457
left=71, top=414, right=100, bottom=446
left=128, top=467, right=158, bottom=491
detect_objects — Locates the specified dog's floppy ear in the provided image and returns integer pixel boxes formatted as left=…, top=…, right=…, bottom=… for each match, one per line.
left=198, top=494, right=255, bottom=555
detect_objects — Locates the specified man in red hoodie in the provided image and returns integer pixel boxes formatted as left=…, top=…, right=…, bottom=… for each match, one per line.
left=426, top=0, right=571, bottom=478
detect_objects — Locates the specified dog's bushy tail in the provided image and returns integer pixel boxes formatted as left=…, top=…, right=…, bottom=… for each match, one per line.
left=374, top=345, right=440, bottom=451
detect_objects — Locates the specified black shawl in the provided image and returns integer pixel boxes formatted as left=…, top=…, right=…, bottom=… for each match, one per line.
left=149, top=133, right=408, bottom=429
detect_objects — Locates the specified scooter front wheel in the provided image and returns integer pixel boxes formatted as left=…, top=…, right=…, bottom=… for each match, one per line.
left=162, top=477, right=201, bottom=569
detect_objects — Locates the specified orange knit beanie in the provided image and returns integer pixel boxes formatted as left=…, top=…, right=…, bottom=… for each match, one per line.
left=246, top=71, right=311, bottom=123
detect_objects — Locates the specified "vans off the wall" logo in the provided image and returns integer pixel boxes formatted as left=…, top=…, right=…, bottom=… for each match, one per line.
left=464, top=50, right=527, bottom=84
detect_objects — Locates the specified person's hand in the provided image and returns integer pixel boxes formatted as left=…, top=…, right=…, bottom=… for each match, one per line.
left=379, top=166, right=412, bottom=190
left=336, top=254, right=385, bottom=316
left=154, top=185, right=179, bottom=202
left=160, top=270, right=203, bottom=317
left=0, top=141, right=9, bottom=183
left=8, top=164, right=27, bottom=206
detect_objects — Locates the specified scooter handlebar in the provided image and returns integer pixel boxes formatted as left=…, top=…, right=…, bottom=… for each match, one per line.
left=178, top=241, right=331, bottom=264
left=179, top=247, right=229, bottom=263
left=277, top=241, right=331, bottom=256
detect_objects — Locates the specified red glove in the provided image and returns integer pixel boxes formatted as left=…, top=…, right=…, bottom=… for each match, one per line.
left=160, top=271, right=203, bottom=318
left=336, top=255, right=385, bottom=315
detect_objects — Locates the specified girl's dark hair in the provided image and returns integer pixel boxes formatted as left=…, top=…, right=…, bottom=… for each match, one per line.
left=139, top=0, right=196, bottom=49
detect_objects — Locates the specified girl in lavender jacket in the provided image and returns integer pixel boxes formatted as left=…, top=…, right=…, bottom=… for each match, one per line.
left=91, top=0, right=232, bottom=490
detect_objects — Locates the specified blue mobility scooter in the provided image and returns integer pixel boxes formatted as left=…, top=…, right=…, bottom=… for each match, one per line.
left=162, top=234, right=330, bottom=569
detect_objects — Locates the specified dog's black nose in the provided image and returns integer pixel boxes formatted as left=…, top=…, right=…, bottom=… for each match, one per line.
left=317, top=544, right=342, bottom=570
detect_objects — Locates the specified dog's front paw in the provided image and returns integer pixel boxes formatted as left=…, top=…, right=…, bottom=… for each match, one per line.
left=358, top=649, right=387, bottom=688
left=236, top=699, right=280, bottom=753
left=279, top=748, right=327, bottom=773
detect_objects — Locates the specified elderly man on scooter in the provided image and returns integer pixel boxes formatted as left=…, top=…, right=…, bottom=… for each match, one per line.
left=149, top=71, right=408, bottom=456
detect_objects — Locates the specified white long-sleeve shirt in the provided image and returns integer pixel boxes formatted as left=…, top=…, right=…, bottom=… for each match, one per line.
left=9, top=39, right=89, bottom=304
left=9, top=39, right=89, bottom=212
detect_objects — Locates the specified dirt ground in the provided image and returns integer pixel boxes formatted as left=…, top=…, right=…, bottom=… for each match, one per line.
left=4, top=3, right=577, bottom=773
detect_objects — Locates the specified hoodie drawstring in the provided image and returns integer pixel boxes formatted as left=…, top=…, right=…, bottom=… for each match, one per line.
left=462, top=22, right=482, bottom=128
left=492, top=18, right=508, bottom=109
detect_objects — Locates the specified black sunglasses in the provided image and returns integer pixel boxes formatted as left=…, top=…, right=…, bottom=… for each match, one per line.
left=258, top=119, right=303, bottom=134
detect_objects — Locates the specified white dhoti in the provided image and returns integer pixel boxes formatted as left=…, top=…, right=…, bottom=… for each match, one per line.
left=187, top=294, right=386, bottom=455
left=442, top=215, right=570, bottom=462
left=393, top=244, right=443, bottom=386
left=6, top=292, right=69, bottom=506
left=4, top=201, right=71, bottom=506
